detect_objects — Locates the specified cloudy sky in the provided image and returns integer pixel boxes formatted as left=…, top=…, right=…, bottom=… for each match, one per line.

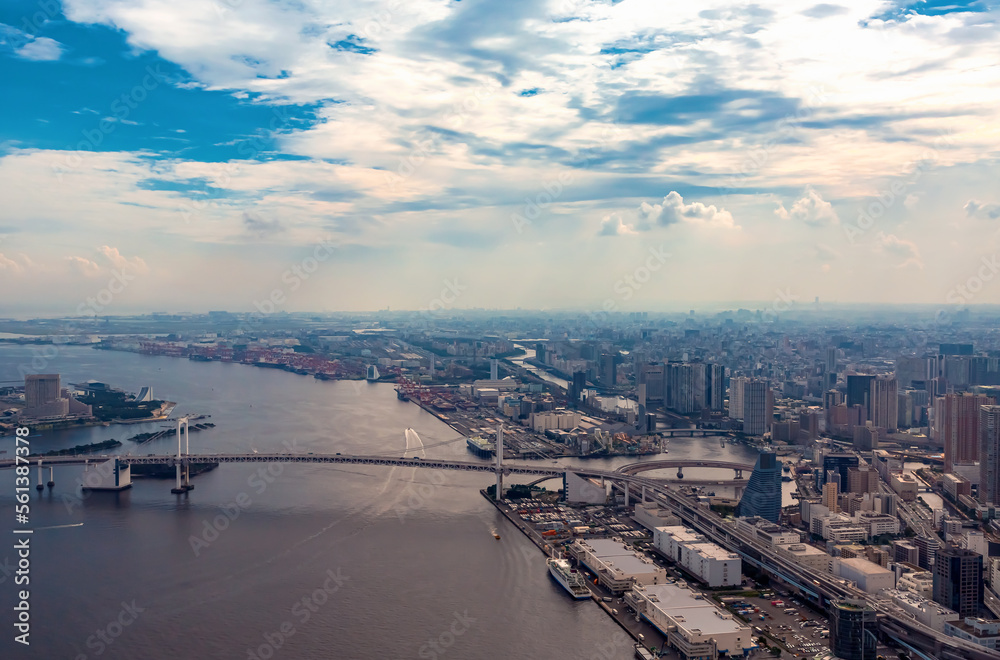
left=1, top=0, right=999, bottom=316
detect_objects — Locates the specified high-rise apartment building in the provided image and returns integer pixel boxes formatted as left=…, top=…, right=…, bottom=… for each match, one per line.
left=729, top=376, right=748, bottom=420
left=869, top=376, right=898, bottom=432
left=742, top=379, right=772, bottom=436
left=980, top=405, right=1000, bottom=504
left=937, top=393, right=996, bottom=472
left=848, top=467, right=879, bottom=494
left=823, top=481, right=840, bottom=514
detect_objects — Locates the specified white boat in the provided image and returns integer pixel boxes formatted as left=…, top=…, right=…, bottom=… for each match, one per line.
left=547, top=558, right=590, bottom=599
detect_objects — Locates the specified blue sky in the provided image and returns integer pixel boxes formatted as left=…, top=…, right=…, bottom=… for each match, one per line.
left=1, top=0, right=999, bottom=315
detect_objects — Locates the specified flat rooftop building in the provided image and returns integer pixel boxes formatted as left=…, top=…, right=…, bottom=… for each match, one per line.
left=626, top=583, right=754, bottom=660
left=569, top=538, right=667, bottom=594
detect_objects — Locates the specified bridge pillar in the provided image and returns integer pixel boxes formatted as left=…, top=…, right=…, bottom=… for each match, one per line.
left=495, top=424, right=503, bottom=500
left=677, top=467, right=684, bottom=479
left=36, top=459, right=44, bottom=491
left=623, top=482, right=629, bottom=508
left=171, top=417, right=189, bottom=494
left=47, top=466, right=54, bottom=488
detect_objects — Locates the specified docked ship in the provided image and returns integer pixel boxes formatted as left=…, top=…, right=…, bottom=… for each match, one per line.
left=466, top=435, right=494, bottom=458
left=546, top=558, right=590, bottom=600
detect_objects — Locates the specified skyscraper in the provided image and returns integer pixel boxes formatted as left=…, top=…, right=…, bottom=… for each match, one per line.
left=980, top=405, right=1000, bottom=504
left=817, top=453, right=859, bottom=491
left=869, top=376, right=898, bottom=432
left=24, top=374, right=61, bottom=408
left=938, top=393, right=996, bottom=472
left=742, top=379, right=771, bottom=436
left=846, top=374, right=876, bottom=421
left=569, top=371, right=587, bottom=409
left=823, top=480, right=840, bottom=513
left=706, top=364, right=725, bottom=412
left=826, top=347, right=838, bottom=374
left=933, top=545, right=983, bottom=617
left=829, top=600, right=877, bottom=660
left=737, top=450, right=782, bottom=522
left=729, top=376, right=747, bottom=420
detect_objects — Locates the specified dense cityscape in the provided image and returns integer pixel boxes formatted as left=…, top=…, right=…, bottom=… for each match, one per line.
left=4, top=0, right=1000, bottom=658
left=5, top=307, right=1000, bottom=659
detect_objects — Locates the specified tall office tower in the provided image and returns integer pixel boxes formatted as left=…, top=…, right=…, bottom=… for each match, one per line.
left=742, top=379, right=771, bottom=436
left=639, top=363, right=665, bottom=402
left=896, top=356, right=932, bottom=389
left=846, top=375, right=876, bottom=421
left=823, top=481, right=840, bottom=513
left=490, top=359, right=498, bottom=380
left=937, top=393, right=996, bottom=472
left=848, top=466, right=879, bottom=494
left=691, top=362, right=708, bottom=411
left=535, top=343, right=546, bottom=363
left=826, top=347, right=838, bottom=374
left=941, top=343, right=974, bottom=356
left=737, top=450, right=783, bottom=523
left=897, top=392, right=914, bottom=429
left=869, top=376, right=898, bottom=432
left=799, top=410, right=819, bottom=440
left=892, top=540, right=920, bottom=566
left=970, top=356, right=1000, bottom=386
left=830, top=601, right=877, bottom=660
left=933, top=545, right=983, bottom=617
left=817, top=453, right=860, bottom=491
left=665, top=363, right=697, bottom=414
left=24, top=374, right=61, bottom=408
left=980, top=405, right=1000, bottom=504
left=915, top=535, right=940, bottom=571
left=943, top=356, right=972, bottom=389
left=569, top=371, right=587, bottom=409
left=706, top=364, right=725, bottom=412
left=729, top=377, right=747, bottom=420
left=599, top=353, right=619, bottom=387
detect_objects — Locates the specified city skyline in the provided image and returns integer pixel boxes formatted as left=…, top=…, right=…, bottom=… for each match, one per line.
left=2, top=0, right=1000, bottom=313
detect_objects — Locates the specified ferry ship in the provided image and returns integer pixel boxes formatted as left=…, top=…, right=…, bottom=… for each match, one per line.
left=546, top=558, right=591, bottom=600
left=466, top=435, right=494, bottom=458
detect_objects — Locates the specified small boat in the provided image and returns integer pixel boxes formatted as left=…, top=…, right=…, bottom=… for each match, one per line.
left=493, top=532, right=501, bottom=540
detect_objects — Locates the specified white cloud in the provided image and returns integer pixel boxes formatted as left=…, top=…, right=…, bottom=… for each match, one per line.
left=66, top=256, right=102, bottom=277
left=965, top=199, right=1000, bottom=219
left=774, top=188, right=839, bottom=227
left=637, top=192, right=737, bottom=230
left=874, top=231, right=923, bottom=269
left=15, top=37, right=64, bottom=61
left=598, top=213, right=635, bottom=237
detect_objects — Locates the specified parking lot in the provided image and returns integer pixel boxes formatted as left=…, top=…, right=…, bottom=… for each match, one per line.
left=722, top=583, right=830, bottom=660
